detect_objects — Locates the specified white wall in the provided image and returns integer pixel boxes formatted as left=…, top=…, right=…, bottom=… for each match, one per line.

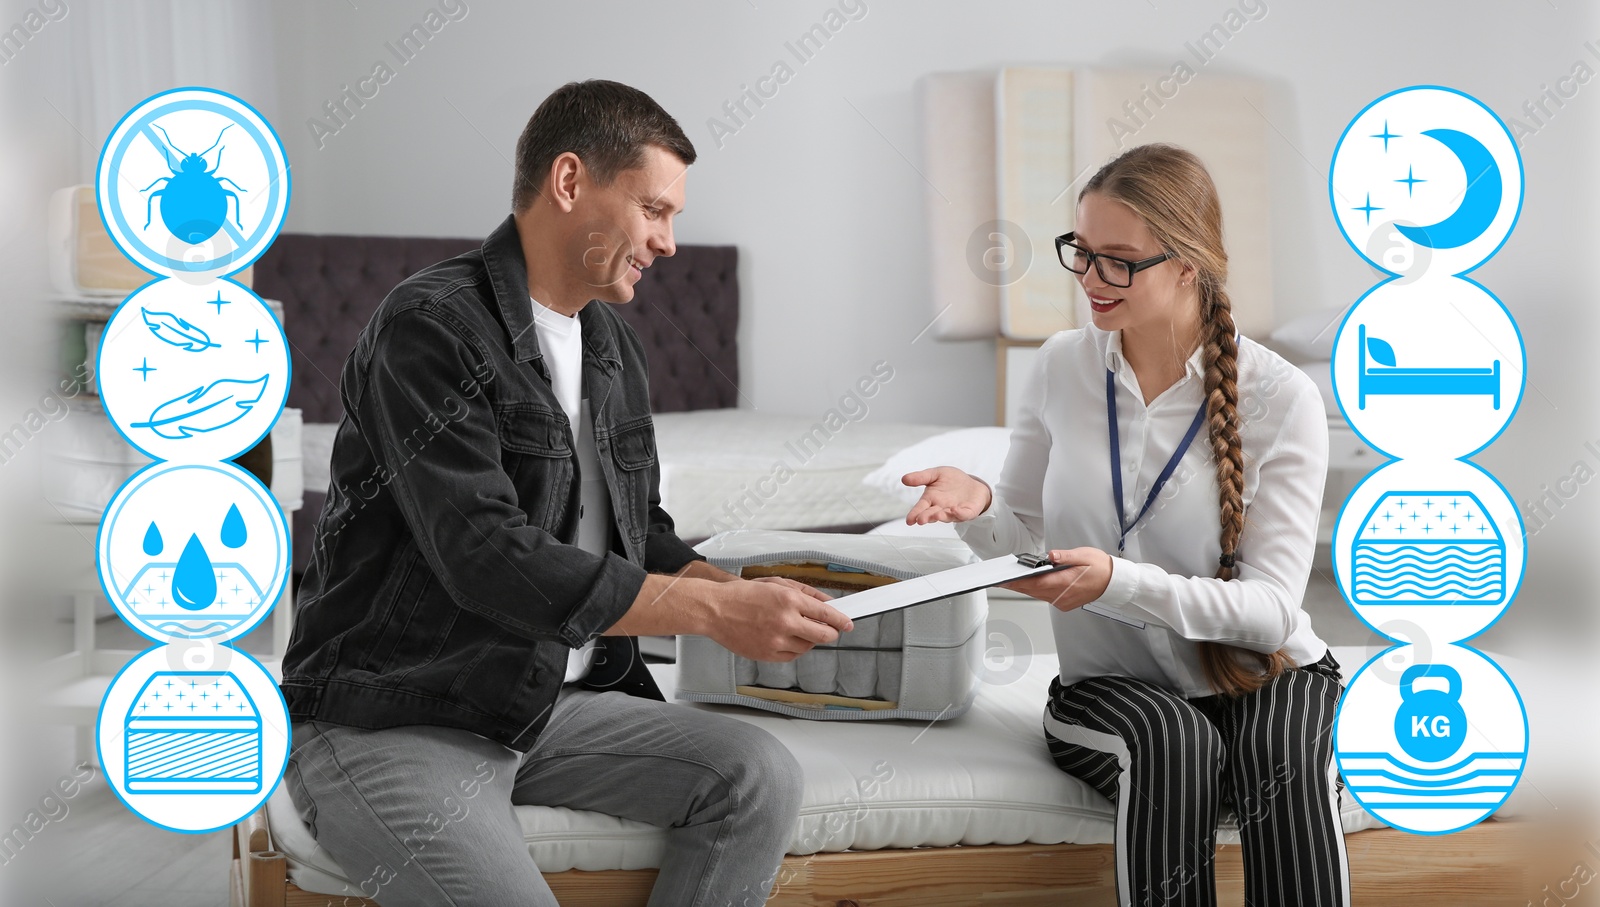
left=262, top=0, right=1594, bottom=417
left=263, top=0, right=1600, bottom=641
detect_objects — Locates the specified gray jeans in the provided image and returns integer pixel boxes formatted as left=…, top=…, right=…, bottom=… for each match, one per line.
left=285, top=684, right=804, bottom=906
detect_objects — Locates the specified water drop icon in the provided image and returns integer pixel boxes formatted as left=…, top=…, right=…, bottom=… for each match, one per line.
left=220, top=503, right=248, bottom=549
left=143, top=522, right=163, bottom=556
left=173, top=533, right=218, bottom=611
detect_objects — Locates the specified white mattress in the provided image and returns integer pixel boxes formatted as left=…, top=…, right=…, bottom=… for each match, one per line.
left=271, top=649, right=1403, bottom=897
left=300, top=420, right=338, bottom=498
left=652, top=410, right=954, bottom=539
left=44, top=399, right=303, bottom=518
left=299, top=411, right=952, bottom=540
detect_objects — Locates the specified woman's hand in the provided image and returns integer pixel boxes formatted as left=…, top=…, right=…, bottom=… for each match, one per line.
left=1000, top=547, right=1114, bottom=612
left=902, top=466, right=993, bottom=525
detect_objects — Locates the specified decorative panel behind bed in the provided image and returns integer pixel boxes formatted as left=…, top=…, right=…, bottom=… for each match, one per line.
left=251, top=231, right=740, bottom=572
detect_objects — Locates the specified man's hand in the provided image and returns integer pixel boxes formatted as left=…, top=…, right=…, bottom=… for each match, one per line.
left=606, top=572, right=852, bottom=663
left=704, top=579, right=853, bottom=662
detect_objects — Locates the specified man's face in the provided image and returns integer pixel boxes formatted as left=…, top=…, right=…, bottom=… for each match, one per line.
left=568, top=144, right=686, bottom=303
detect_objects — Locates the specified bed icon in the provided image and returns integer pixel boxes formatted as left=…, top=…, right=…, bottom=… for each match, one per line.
left=1349, top=491, right=1506, bottom=607
left=1357, top=323, right=1500, bottom=410
left=123, top=671, right=262, bottom=794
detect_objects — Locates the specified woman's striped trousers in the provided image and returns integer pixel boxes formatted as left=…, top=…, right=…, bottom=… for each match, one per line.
left=1042, top=648, right=1350, bottom=907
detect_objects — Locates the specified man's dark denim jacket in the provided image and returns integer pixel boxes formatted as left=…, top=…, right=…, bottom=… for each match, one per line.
left=280, top=214, right=704, bottom=752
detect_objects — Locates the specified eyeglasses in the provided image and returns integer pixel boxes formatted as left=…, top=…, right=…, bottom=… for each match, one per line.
left=1054, top=232, right=1173, bottom=288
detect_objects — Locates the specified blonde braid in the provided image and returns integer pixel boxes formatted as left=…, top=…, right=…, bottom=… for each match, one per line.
left=1196, top=279, right=1295, bottom=696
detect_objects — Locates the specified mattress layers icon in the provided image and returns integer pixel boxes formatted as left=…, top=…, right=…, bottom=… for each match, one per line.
left=1349, top=490, right=1505, bottom=606
left=119, top=561, right=266, bottom=639
left=124, top=671, right=262, bottom=793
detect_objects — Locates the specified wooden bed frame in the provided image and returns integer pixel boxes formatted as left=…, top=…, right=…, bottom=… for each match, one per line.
left=230, top=807, right=1549, bottom=907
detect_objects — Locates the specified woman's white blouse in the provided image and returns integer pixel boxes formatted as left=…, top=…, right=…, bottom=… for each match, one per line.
left=956, top=323, right=1333, bottom=698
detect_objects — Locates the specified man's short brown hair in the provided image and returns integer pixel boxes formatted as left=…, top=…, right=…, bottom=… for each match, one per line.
left=511, top=79, right=696, bottom=212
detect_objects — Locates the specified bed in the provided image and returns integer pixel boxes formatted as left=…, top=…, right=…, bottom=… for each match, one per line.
left=1357, top=323, right=1501, bottom=410
left=242, top=234, right=1561, bottom=905
left=232, top=647, right=1555, bottom=907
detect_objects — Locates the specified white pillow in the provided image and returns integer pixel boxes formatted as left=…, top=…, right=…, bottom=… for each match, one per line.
left=862, top=426, right=1013, bottom=508
left=1270, top=304, right=1350, bottom=360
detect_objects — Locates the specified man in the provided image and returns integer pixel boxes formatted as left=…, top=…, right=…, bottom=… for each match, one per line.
left=280, top=79, right=854, bottom=906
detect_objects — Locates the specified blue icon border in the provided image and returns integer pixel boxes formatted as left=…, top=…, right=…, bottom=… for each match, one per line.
left=1326, top=84, right=1524, bottom=279
left=95, top=86, right=291, bottom=280
left=1331, top=642, right=1528, bottom=836
left=95, top=643, right=290, bottom=835
left=95, top=275, right=292, bottom=464
left=1330, top=457, right=1528, bottom=646
left=1328, top=274, right=1526, bottom=462
left=95, top=459, right=290, bottom=647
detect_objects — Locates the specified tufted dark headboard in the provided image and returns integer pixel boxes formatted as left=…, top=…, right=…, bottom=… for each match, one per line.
left=254, top=232, right=740, bottom=422
left=251, top=231, right=740, bottom=570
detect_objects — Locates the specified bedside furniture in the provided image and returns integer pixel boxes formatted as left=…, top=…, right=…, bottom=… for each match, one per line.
left=41, top=296, right=302, bottom=766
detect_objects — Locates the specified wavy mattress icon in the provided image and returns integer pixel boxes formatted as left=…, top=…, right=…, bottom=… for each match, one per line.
left=123, top=671, right=262, bottom=793
left=1349, top=491, right=1505, bottom=606
left=1336, top=749, right=1523, bottom=814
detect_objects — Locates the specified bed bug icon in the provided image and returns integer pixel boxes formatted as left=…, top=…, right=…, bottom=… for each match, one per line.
left=1394, top=664, right=1467, bottom=763
left=140, top=122, right=248, bottom=244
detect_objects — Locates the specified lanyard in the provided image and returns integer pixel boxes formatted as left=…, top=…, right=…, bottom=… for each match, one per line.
left=1106, top=367, right=1207, bottom=555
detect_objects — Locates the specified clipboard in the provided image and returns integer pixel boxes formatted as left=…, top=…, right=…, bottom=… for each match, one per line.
left=828, top=552, right=1150, bottom=628
left=833, top=552, right=1067, bottom=620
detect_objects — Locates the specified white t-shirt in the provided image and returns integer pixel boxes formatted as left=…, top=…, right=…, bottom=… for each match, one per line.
left=957, top=322, right=1332, bottom=698
left=530, top=299, right=615, bottom=684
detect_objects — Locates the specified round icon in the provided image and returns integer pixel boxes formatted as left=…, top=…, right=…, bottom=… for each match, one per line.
left=97, top=460, right=289, bottom=645
left=1332, top=458, right=1524, bottom=645
left=1334, top=643, right=1526, bottom=834
left=96, top=277, right=290, bottom=463
left=1329, top=85, right=1522, bottom=278
left=96, top=644, right=289, bottom=833
left=1330, top=277, right=1524, bottom=460
left=96, top=87, right=290, bottom=282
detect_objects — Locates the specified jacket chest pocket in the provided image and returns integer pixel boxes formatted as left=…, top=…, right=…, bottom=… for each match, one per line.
left=495, top=404, right=571, bottom=531
left=605, top=418, right=657, bottom=545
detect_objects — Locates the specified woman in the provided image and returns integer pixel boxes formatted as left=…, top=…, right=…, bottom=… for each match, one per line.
left=904, top=143, right=1350, bottom=907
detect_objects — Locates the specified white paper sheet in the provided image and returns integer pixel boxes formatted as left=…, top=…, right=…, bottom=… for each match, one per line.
left=836, top=554, right=1060, bottom=620
left=831, top=554, right=1151, bottom=628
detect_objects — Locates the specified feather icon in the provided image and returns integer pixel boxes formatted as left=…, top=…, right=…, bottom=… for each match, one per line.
left=141, top=308, right=220, bottom=352
left=130, top=375, right=269, bottom=439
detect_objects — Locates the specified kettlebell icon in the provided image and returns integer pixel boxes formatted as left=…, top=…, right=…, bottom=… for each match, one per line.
left=1394, top=664, right=1467, bottom=762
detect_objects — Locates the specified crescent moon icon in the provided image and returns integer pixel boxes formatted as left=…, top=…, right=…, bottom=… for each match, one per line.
left=1395, top=128, right=1502, bottom=249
